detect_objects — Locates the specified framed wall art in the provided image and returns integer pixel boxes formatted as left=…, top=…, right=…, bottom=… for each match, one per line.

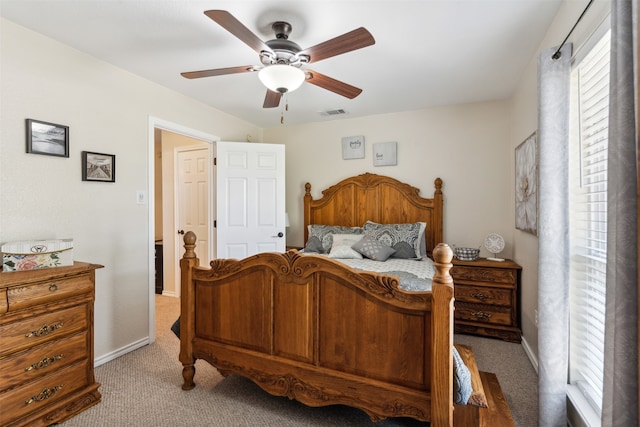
left=373, top=142, right=397, bottom=166
left=82, top=151, right=116, bottom=182
left=515, top=132, right=538, bottom=235
left=341, top=135, right=365, bottom=159
left=26, top=118, right=69, bottom=157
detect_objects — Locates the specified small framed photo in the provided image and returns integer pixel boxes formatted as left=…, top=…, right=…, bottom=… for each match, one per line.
left=373, top=142, right=397, bottom=166
left=341, top=135, right=365, bottom=159
left=82, top=151, right=116, bottom=182
left=26, top=119, right=69, bottom=157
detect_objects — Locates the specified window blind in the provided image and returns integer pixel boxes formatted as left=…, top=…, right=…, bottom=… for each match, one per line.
left=569, top=29, right=610, bottom=416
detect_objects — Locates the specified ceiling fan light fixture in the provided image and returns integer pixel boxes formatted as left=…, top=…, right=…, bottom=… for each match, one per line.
left=258, top=65, right=305, bottom=94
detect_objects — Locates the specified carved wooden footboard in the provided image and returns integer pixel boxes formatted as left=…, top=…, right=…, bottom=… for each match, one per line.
left=179, top=232, right=455, bottom=426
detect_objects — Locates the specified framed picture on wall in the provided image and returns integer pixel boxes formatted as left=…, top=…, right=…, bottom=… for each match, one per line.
left=26, top=119, right=69, bottom=157
left=82, top=151, right=116, bottom=182
left=373, top=142, right=397, bottom=166
left=515, top=132, right=538, bottom=235
left=341, top=135, right=365, bottom=159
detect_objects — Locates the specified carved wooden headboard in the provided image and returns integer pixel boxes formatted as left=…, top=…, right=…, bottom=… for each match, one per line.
left=303, top=173, right=443, bottom=257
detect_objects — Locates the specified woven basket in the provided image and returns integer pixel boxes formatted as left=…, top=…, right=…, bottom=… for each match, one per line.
left=454, top=247, right=480, bottom=261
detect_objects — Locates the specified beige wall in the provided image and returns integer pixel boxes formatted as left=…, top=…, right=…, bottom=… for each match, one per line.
left=264, top=102, right=514, bottom=258
left=0, top=19, right=260, bottom=362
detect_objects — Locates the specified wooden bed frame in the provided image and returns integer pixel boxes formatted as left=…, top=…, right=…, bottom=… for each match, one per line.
left=179, top=173, right=458, bottom=425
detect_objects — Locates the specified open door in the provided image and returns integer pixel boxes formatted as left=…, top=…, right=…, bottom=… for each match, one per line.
left=215, top=141, right=286, bottom=258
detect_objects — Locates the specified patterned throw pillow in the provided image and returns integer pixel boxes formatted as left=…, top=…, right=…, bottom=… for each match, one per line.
left=362, top=221, right=426, bottom=259
left=304, top=225, right=364, bottom=253
left=453, top=346, right=473, bottom=405
left=351, top=235, right=396, bottom=261
left=328, top=234, right=365, bottom=259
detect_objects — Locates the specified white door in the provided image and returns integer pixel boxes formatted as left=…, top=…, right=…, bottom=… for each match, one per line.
left=216, top=141, right=286, bottom=258
left=177, top=146, right=210, bottom=267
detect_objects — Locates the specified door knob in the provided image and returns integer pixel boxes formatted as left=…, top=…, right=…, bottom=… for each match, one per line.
left=177, top=230, right=185, bottom=235
left=271, top=232, right=284, bottom=238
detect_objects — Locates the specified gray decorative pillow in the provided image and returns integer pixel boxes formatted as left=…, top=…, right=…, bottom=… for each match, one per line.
left=362, top=221, right=426, bottom=259
left=452, top=346, right=473, bottom=405
left=304, top=225, right=364, bottom=253
left=351, top=235, right=396, bottom=261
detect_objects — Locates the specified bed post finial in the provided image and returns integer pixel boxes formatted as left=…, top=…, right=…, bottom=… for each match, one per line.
left=183, top=231, right=197, bottom=259
left=434, top=177, right=443, bottom=194
left=305, top=182, right=311, bottom=196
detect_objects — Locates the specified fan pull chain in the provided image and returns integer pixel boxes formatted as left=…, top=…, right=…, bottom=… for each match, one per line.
left=280, top=94, right=290, bottom=125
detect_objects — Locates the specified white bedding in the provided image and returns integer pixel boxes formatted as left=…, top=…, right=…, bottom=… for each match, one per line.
left=307, top=254, right=435, bottom=292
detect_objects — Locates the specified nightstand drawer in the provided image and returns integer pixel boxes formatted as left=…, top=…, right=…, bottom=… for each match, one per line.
left=0, top=304, right=88, bottom=356
left=451, top=266, right=516, bottom=284
left=455, top=284, right=511, bottom=306
left=0, top=332, right=88, bottom=391
left=0, top=360, right=90, bottom=425
left=455, top=303, right=512, bottom=326
left=7, top=275, right=93, bottom=312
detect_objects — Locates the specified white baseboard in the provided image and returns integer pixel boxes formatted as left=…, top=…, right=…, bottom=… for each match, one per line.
left=520, top=335, right=539, bottom=373
left=94, top=337, right=149, bottom=367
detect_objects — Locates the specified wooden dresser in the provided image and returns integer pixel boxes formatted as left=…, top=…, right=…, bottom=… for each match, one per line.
left=450, top=258, right=522, bottom=343
left=0, top=262, right=102, bottom=427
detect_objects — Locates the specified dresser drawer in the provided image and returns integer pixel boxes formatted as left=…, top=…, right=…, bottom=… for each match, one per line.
left=455, top=284, right=512, bottom=306
left=0, top=360, right=90, bottom=425
left=7, top=275, right=93, bottom=312
left=454, top=302, right=512, bottom=326
left=0, top=332, right=88, bottom=391
left=0, top=288, right=7, bottom=314
left=0, top=304, right=88, bottom=356
left=451, top=266, right=516, bottom=285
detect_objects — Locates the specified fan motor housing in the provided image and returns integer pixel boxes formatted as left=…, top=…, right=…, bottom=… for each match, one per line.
left=260, top=22, right=309, bottom=66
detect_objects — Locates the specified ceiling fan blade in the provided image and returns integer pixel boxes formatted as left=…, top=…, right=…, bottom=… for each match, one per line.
left=299, top=28, right=375, bottom=64
left=305, top=70, right=363, bottom=99
left=181, top=65, right=257, bottom=79
left=263, top=90, right=282, bottom=108
left=204, top=10, right=272, bottom=55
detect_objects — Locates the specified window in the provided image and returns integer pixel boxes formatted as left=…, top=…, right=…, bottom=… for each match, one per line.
left=568, top=27, right=610, bottom=422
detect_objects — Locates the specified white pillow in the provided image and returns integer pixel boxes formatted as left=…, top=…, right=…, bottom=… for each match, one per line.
left=328, top=234, right=364, bottom=259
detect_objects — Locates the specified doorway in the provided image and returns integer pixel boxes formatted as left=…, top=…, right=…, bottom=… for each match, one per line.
left=148, top=117, right=219, bottom=343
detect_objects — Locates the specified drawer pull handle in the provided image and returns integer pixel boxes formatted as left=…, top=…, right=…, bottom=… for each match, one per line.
left=471, top=292, right=490, bottom=300
left=25, top=385, right=63, bottom=405
left=25, top=323, right=64, bottom=338
left=49, top=283, right=58, bottom=291
left=25, top=354, right=64, bottom=371
left=472, top=311, right=492, bottom=319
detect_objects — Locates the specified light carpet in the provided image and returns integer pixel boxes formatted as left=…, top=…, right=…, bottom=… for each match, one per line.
left=58, top=295, right=538, bottom=426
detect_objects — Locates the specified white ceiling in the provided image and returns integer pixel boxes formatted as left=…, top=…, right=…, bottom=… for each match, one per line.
left=0, top=0, right=564, bottom=128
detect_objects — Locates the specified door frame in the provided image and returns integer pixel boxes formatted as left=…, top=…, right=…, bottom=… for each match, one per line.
left=147, top=116, right=219, bottom=343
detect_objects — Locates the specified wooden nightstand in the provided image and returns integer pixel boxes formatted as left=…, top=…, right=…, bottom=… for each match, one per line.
left=450, top=258, right=522, bottom=343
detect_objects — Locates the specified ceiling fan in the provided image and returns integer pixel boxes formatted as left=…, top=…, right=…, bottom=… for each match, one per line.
left=181, top=10, right=375, bottom=108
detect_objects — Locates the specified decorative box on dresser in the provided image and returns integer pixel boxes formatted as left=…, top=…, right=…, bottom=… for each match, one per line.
left=450, top=258, right=522, bottom=343
left=0, top=262, right=102, bottom=427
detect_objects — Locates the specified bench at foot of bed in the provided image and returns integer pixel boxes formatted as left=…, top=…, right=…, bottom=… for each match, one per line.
left=454, top=345, right=515, bottom=427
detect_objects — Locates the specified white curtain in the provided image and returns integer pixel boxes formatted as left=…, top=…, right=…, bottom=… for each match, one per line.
left=601, top=0, right=638, bottom=425
left=537, top=42, right=572, bottom=427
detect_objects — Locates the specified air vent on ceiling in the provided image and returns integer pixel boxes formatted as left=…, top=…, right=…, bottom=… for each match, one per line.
left=320, top=109, right=348, bottom=117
